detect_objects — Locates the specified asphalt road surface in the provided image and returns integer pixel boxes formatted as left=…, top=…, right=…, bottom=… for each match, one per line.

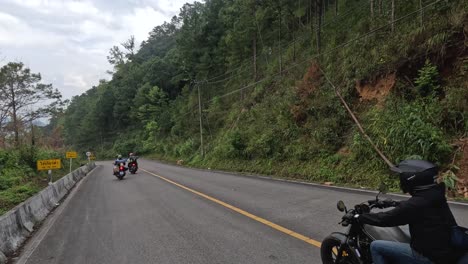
left=17, top=159, right=468, bottom=264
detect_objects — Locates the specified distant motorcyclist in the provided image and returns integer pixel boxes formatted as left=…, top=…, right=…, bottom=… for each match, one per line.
left=127, top=152, right=138, bottom=164
left=113, top=154, right=127, bottom=175
left=127, top=152, right=139, bottom=173
left=114, top=154, right=127, bottom=165
left=356, top=160, right=466, bottom=264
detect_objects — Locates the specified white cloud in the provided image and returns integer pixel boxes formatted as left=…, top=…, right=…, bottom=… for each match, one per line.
left=0, top=11, right=20, bottom=24
left=0, top=0, right=195, bottom=100
left=63, top=74, right=89, bottom=91
left=122, top=7, right=168, bottom=45
left=0, top=11, right=65, bottom=47
left=7, top=0, right=102, bottom=17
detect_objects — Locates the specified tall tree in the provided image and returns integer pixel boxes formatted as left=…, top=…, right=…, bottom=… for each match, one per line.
left=0, top=62, right=63, bottom=146
left=121, top=35, right=136, bottom=61
left=107, top=35, right=136, bottom=73
left=315, top=0, right=322, bottom=54
left=391, top=0, right=395, bottom=32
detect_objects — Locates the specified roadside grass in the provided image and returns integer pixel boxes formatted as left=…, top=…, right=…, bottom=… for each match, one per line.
left=0, top=148, right=87, bottom=215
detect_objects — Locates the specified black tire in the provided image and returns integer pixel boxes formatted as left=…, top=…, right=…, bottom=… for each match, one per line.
left=321, top=236, right=353, bottom=264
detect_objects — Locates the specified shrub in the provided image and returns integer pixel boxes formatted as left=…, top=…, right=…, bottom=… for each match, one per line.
left=175, top=138, right=196, bottom=158
left=414, top=60, right=441, bottom=97
left=352, top=96, right=452, bottom=164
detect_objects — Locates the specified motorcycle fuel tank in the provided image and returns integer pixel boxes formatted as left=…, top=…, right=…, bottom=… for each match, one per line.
left=363, top=224, right=411, bottom=243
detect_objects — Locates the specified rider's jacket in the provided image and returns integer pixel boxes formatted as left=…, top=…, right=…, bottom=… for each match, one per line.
left=128, top=156, right=138, bottom=164
left=359, top=183, right=462, bottom=264
left=114, top=158, right=126, bottom=166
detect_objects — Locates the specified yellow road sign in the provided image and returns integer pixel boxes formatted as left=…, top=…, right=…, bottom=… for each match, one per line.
left=66, top=151, right=77, bottom=159
left=37, top=159, right=61, bottom=171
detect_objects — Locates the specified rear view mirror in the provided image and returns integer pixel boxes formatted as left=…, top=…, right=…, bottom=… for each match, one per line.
left=337, top=200, right=346, bottom=212
left=378, top=183, right=388, bottom=194
left=390, top=166, right=402, bottom=174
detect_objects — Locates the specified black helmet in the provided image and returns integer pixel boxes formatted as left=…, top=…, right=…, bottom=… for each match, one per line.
left=392, top=159, right=438, bottom=194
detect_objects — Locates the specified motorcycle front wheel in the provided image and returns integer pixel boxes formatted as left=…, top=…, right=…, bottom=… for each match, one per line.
left=321, top=236, right=354, bottom=264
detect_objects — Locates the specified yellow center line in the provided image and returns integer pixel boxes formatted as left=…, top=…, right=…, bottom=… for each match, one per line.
left=141, top=168, right=322, bottom=248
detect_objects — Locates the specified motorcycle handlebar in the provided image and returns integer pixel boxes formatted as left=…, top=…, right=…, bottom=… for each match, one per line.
left=367, top=198, right=397, bottom=209
left=339, top=199, right=399, bottom=226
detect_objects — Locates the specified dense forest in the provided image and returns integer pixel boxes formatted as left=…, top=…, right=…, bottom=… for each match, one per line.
left=54, top=0, right=468, bottom=192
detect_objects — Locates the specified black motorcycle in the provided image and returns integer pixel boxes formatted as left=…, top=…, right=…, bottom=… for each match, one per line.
left=320, top=185, right=410, bottom=264
left=128, top=161, right=138, bottom=174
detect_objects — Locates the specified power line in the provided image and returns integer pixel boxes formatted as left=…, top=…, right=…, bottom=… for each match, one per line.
left=198, top=0, right=446, bottom=127
left=160, top=0, right=444, bottom=123
left=74, top=0, right=448, bottom=150
left=191, top=0, right=443, bottom=116
left=279, top=0, right=444, bottom=75
left=200, top=0, right=372, bottom=85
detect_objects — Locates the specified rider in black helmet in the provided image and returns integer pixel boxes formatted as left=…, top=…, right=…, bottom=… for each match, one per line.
left=357, top=160, right=466, bottom=264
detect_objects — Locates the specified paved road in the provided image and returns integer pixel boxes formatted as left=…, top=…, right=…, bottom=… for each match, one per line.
left=18, top=159, right=468, bottom=264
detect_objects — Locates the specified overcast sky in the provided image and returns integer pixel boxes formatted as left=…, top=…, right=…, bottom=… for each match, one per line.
left=0, top=0, right=194, bottom=100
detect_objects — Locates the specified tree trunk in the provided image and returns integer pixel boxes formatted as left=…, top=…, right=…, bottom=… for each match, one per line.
left=419, top=0, right=424, bottom=28
left=197, top=84, right=203, bottom=157
left=370, top=0, right=374, bottom=19
left=253, top=1, right=257, bottom=81
left=30, top=120, right=35, bottom=146
left=335, top=0, right=338, bottom=15
left=316, top=0, right=322, bottom=54
left=253, top=33, right=257, bottom=80
left=310, top=0, right=314, bottom=32
left=391, top=0, right=395, bottom=33
left=10, top=85, right=19, bottom=146
left=278, top=5, right=282, bottom=75
left=322, top=0, right=325, bottom=24
left=293, top=28, right=296, bottom=61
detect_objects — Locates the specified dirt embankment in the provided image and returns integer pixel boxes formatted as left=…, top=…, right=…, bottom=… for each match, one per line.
left=355, top=73, right=396, bottom=104
left=291, top=63, right=321, bottom=124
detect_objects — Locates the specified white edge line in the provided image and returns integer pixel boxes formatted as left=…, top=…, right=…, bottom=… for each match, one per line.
left=145, top=159, right=468, bottom=207
left=251, top=175, right=468, bottom=206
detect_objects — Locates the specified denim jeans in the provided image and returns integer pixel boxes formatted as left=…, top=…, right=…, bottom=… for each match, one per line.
left=371, top=240, right=433, bottom=264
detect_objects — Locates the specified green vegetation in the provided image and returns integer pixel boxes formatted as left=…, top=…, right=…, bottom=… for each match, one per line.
left=61, top=0, right=467, bottom=191
left=0, top=61, right=86, bottom=214
left=0, top=148, right=86, bottom=215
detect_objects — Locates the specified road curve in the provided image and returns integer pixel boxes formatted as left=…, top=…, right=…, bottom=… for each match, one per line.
left=17, top=159, right=468, bottom=264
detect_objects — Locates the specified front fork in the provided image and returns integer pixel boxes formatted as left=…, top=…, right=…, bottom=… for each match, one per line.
left=334, top=227, right=365, bottom=264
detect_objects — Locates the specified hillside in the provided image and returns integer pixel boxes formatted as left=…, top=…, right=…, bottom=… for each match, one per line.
left=61, top=0, right=467, bottom=194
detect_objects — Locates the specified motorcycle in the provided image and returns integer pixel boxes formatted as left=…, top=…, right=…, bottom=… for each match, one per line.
left=320, top=184, right=410, bottom=264
left=113, top=162, right=127, bottom=180
left=128, top=161, right=138, bottom=174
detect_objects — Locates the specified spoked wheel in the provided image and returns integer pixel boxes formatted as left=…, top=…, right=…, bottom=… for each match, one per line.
left=321, top=236, right=352, bottom=264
